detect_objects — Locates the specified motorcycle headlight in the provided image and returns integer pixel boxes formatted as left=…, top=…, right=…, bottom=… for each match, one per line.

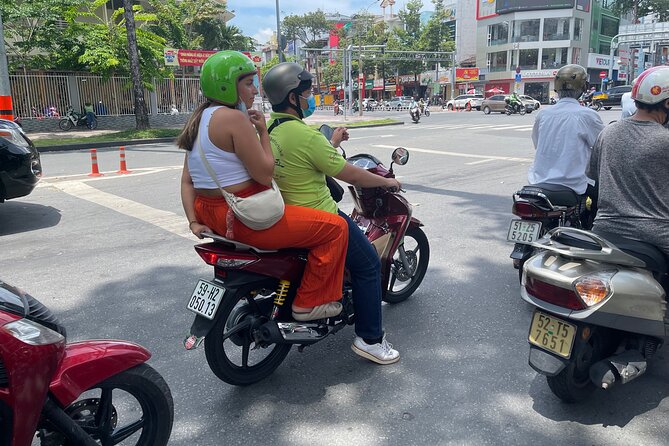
left=573, top=271, right=616, bottom=307
left=3, top=319, right=64, bottom=345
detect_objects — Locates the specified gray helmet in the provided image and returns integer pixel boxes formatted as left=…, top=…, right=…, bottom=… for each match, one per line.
left=262, top=63, right=313, bottom=105
left=554, top=64, right=587, bottom=92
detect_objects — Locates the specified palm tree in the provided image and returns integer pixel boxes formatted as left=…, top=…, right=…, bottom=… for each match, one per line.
left=196, top=22, right=255, bottom=51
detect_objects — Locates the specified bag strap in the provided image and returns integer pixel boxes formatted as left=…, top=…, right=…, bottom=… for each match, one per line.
left=195, top=126, right=236, bottom=201
left=267, top=117, right=296, bottom=134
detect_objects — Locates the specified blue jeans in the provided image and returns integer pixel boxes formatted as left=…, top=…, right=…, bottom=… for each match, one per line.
left=338, top=211, right=383, bottom=340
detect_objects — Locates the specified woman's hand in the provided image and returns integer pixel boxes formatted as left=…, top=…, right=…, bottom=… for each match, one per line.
left=248, top=110, right=267, bottom=134
left=190, top=222, right=212, bottom=239
left=330, top=127, right=349, bottom=148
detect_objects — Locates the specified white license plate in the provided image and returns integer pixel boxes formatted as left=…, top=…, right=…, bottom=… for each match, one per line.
left=507, top=220, right=542, bottom=244
left=187, top=280, right=225, bottom=320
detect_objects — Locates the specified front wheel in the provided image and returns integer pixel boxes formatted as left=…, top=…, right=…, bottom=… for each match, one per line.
left=424, top=109, right=430, bottom=117
left=483, top=106, right=491, bottom=115
left=447, top=104, right=453, bottom=111
left=384, top=226, right=430, bottom=304
left=519, top=107, right=526, bottom=116
left=39, top=364, right=174, bottom=445
left=205, top=288, right=291, bottom=385
left=594, top=101, right=603, bottom=111
left=58, top=119, right=73, bottom=131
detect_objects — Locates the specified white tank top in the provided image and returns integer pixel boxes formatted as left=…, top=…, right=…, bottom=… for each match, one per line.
left=187, top=106, right=251, bottom=189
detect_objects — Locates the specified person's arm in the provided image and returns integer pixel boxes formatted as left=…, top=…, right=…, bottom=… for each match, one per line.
left=335, top=163, right=400, bottom=190
left=531, top=113, right=540, bottom=150
left=180, top=156, right=212, bottom=238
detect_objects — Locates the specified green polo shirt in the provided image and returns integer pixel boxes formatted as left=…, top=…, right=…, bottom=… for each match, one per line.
left=268, top=112, right=346, bottom=214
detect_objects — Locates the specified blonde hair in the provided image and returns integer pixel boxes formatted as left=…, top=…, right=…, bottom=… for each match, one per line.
left=176, top=101, right=212, bottom=151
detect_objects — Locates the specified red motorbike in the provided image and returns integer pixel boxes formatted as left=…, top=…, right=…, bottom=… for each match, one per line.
left=183, top=131, right=430, bottom=386
left=0, top=280, right=174, bottom=446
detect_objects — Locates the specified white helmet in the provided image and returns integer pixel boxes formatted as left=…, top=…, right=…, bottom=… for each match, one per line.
left=631, top=66, right=669, bottom=105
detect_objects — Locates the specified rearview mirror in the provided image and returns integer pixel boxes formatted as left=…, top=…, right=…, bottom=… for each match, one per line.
left=392, top=147, right=409, bottom=166
left=319, top=124, right=334, bottom=141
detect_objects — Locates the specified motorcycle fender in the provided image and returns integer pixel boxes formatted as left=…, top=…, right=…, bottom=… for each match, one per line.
left=528, top=345, right=567, bottom=377
left=510, top=243, right=534, bottom=261
left=49, top=341, right=151, bottom=407
left=409, top=216, right=424, bottom=228
left=190, top=314, right=216, bottom=337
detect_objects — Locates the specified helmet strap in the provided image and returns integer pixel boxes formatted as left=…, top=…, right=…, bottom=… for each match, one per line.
left=288, top=91, right=305, bottom=119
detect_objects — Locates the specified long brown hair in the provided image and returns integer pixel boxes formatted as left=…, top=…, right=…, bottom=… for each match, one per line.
left=176, top=101, right=212, bottom=151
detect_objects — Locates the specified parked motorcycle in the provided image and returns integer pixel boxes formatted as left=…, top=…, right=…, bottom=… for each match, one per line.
left=410, top=104, right=421, bottom=123
left=509, top=183, right=590, bottom=282
left=183, top=129, right=429, bottom=386
left=0, top=279, right=174, bottom=445
left=521, top=227, right=668, bottom=403
left=58, top=106, right=98, bottom=131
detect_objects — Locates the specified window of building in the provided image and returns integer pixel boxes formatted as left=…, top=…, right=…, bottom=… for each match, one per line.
left=571, top=47, right=581, bottom=64
left=541, top=47, right=568, bottom=69
left=519, top=49, right=539, bottom=70
left=512, top=19, right=540, bottom=43
left=488, top=22, right=509, bottom=46
left=599, top=42, right=611, bottom=54
left=543, top=18, right=570, bottom=41
left=600, top=16, right=619, bottom=37
left=574, top=18, right=583, bottom=41
left=488, top=51, right=508, bottom=72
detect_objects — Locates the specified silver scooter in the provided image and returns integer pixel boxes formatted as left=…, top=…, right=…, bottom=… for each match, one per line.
left=520, top=227, right=668, bottom=403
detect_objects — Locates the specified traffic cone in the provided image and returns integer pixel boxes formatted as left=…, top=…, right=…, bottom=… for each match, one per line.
left=88, top=149, right=104, bottom=177
left=116, top=146, right=131, bottom=174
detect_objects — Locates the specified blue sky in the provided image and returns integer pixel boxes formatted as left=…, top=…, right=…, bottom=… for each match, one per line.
left=225, top=0, right=426, bottom=46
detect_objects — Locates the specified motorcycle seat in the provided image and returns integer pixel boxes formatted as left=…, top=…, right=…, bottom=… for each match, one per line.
left=595, top=231, right=668, bottom=273
left=202, top=231, right=307, bottom=255
left=518, top=183, right=579, bottom=207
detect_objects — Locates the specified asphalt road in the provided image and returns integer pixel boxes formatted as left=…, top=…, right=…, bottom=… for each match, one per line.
left=3, top=106, right=668, bottom=446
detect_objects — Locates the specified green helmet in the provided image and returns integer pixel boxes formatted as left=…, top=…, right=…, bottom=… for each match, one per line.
left=200, top=51, right=257, bottom=105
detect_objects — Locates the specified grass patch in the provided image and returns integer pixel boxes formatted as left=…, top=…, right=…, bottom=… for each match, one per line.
left=310, top=118, right=399, bottom=129
left=33, top=128, right=181, bottom=147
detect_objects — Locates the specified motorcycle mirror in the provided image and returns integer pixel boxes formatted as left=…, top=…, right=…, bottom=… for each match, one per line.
left=319, top=124, right=334, bottom=141
left=391, top=147, right=410, bottom=166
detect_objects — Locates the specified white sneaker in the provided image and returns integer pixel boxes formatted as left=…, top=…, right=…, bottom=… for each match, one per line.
left=351, top=335, right=400, bottom=365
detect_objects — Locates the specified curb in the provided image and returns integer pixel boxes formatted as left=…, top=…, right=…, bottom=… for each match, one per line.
left=35, top=121, right=404, bottom=152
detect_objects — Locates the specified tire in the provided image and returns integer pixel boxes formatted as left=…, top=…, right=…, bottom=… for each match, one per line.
left=546, top=333, right=603, bottom=403
left=384, top=226, right=430, bottom=304
left=594, top=101, right=603, bottom=111
left=447, top=104, right=453, bottom=111
left=42, top=364, right=174, bottom=445
left=519, top=107, right=526, bottom=116
left=424, top=109, right=430, bottom=117
left=58, top=119, right=73, bottom=131
left=505, top=108, right=512, bottom=116
left=88, top=119, right=98, bottom=130
left=205, top=288, right=291, bottom=386
left=483, top=106, right=491, bottom=115
left=604, top=106, right=612, bottom=110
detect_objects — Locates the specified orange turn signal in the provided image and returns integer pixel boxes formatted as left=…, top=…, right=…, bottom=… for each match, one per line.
left=574, top=272, right=615, bottom=307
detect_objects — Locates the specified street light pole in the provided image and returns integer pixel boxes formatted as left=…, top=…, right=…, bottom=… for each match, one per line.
left=275, top=0, right=284, bottom=62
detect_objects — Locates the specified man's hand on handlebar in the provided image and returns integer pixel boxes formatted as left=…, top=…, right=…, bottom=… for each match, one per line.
left=385, top=178, right=402, bottom=192
left=330, top=127, right=349, bottom=148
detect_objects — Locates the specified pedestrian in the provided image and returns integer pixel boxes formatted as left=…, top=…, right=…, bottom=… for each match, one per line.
left=83, top=102, right=97, bottom=129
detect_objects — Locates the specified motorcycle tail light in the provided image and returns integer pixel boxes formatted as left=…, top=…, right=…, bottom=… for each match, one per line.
left=3, top=319, right=64, bottom=346
left=525, top=277, right=586, bottom=310
left=196, top=249, right=257, bottom=268
left=573, top=272, right=615, bottom=307
left=512, top=201, right=548, bottom=218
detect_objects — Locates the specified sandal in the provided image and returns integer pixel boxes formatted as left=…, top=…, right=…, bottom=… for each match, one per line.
left=292, top=302, right=342, bottom=321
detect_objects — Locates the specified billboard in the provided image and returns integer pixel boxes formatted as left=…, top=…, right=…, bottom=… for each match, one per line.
left=496, top=0, right=574, bottom=14
left=456, top=68, right=480, bottom=82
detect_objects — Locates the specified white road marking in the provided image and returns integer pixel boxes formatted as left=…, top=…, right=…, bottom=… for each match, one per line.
left=371, top=144, right=532, bottom=162
left=514, top=128, right=533, bottom=132
left=39, top=166, right=183, bottom=185
left=465, top=159, right=496, bottom=165
left=349, top=134, right=395, bottom=140
left=486, top=125, right=532, bottom=130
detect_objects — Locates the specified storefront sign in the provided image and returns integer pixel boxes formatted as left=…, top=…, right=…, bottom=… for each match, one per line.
left=587, top=54, right=620, bottom=70
left=163, top=49, right=261, bottom=67
left=456, top=68, right=479, bottom=82
left=521, top=69, right=559, bottom=79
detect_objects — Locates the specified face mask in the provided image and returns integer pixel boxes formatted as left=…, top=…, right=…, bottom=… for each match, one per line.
left=236, top=99, right=248, bottom=115
left=300, top=94, right=316, bottom=118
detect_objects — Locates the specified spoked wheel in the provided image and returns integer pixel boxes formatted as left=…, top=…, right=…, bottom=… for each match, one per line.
left=384, top=227, right=430, bottom=304
left=38, top=364, right=174, bottom=445
left=58, top=119, right=73, bottom=131
left=424, top=109, right=430, bottom=117
left=546, top=332, right=603, bottom=403
left=205, top=288, right=291, bottom=386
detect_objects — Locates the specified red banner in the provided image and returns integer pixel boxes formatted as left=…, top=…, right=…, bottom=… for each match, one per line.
left=456, top=68, right=480, bottom=82
left=177, top=50, right=217, bottom=66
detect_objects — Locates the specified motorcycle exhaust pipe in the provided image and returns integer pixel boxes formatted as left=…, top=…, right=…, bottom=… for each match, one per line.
left=258, top=321, right=329, bottom=345
left=589, top=350, right=647, bottom=389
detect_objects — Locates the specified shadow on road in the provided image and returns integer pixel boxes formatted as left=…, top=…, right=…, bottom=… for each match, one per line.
left=0, top=201, right=61, bottom=235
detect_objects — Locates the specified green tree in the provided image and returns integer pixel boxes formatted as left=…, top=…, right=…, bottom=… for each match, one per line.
left=608, top=0, right=669, bottom=22
left=393, top=0, right=424, bottom=83
left=124, top=0, right=150, bottom=129
left=195, top=22, right=256, bottom=51
left=148, top=0, right=226, bottom=49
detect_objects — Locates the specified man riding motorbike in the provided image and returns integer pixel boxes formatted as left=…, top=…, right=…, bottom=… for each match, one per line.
left=587, top=66, right=669, bottom=263
left=507, top=92, right=522, bottom=114
left=527, top=64, right=604, bottom=222
left=262, top=62, right=402, bottom=365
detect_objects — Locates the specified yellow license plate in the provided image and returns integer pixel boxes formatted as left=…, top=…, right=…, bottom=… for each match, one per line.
left=528, top=311, right=576, bottom=358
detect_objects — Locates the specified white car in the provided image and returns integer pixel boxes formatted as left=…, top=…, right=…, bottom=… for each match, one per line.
left=520, top=95, right=541, bottom=110
left=444, top=94, right=484, bottom=111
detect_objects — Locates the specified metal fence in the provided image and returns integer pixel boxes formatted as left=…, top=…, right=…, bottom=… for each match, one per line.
left=8, top=72, right=204, bottom=119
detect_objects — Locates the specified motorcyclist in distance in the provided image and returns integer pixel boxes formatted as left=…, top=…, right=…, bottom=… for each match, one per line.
left=508, top=91, right=522, bottom=113
left=528, top=64, right=604, bottom=213
left=587, top=66, right=669, bottom=263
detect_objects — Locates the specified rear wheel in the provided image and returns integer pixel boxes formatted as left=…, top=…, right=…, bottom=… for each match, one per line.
left=546, top=332, right=603, bottom=403
left=384, top=227, right=430, bottom=304
left=205, top=288, right=291, bottom=385
left=483, top=106, right=491, bottom=115
left=58, top=119, right=73, bottom=131
left=519, top=107, right=526, bottom=116
left=594, top=101, right=603, bottom=111
left=447, top=104, right=453, bottom=111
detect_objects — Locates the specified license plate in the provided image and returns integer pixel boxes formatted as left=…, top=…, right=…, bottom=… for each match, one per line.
left=507, top=220, right=542, bottom=244
left=187, top=280, right=225, bottom=320
left=528, top=311, right=576, bottom=358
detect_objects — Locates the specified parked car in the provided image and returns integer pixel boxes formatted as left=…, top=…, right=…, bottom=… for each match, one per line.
left=520, top=95, right=541, bottom=110
left=386, top=96, right=413, bottom=110
left=0, top=118, right=42, bottom=202
left=481, top=95, right=534, bottom=115
left=597, top=85, right=632, bottom=109
left=363, top=97, right=378, bottom=110
left=444, top=94, right=484, bottom=111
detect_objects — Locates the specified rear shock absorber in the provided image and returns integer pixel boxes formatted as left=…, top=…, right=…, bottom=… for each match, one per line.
left=271, top=279, right=290, bottom=320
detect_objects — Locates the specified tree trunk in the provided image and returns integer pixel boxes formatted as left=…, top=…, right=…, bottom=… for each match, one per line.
left=123, top=0, right=150, bottom=130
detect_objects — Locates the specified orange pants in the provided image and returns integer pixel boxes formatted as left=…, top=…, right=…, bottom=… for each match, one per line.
left=194, top=189, right=348, bottom=308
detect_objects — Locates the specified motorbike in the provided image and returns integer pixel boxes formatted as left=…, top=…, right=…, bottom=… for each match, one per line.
left=333, top=103, right=343, bottom=115
left=504, top=100, right=526, bottom=116
left=409, top=104, right=421, bottom=123
left=183, top=127, right=430, bottom=386
left=58, top=106, right=98, bottom=131
left=419, top=103, right=431, bottom=117
left=508, top=183, right=591, bottom=282
left=520, top=227, right=668, bottom=403
left=0, top=279, right=174, bottom=445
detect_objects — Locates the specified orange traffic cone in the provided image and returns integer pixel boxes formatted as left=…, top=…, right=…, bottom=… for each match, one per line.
left=88, top=149, right=104, bottom=177
left=116, top=146, right=131, bottom=174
